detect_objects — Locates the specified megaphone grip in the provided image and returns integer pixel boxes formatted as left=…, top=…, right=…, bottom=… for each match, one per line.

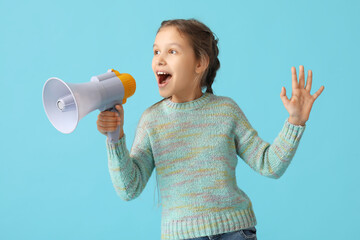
left=107, top=106, right=121, bottom=143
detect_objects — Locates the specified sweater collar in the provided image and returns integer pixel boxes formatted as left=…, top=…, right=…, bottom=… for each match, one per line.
left=164, top=92, right=212, bottom=110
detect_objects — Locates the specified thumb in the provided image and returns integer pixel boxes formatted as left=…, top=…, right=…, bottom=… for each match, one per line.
left=115, top=104, right=123, bottom=115
left=280, top=87, right=290, bottom=105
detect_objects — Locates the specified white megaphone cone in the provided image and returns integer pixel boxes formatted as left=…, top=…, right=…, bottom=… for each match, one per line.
left=42, top=69, right=136, bottom=143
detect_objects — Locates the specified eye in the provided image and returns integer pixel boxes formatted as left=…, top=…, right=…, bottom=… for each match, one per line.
left=154, top=50, right=160, bottom=55
left=169, top=49, right=177, bottom=54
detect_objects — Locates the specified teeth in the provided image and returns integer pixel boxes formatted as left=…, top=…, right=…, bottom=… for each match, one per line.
left=157, top=71, right=169, bottom=75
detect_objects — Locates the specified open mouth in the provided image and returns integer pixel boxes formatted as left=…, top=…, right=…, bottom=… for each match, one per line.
left=157, top=71, right=172, bottom=85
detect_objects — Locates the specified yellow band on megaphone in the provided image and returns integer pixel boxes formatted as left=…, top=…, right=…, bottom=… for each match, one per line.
left=110, top=69, right=136, bottom=105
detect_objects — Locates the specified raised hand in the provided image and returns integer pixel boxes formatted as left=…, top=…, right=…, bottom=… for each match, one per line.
left=280, top=65, right=324, bottom=126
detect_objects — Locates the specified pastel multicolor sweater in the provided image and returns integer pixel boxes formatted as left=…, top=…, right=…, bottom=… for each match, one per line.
left=106, top=92, right=306, bottom=240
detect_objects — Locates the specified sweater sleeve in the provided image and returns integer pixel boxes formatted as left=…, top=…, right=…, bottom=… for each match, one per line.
left=105, top=113, right=154, bottom=201
left=230, top=100, right=306, bottom=179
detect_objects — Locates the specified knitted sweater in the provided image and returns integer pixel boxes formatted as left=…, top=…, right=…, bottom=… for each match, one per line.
left=106, top=92, right=306, bottom=240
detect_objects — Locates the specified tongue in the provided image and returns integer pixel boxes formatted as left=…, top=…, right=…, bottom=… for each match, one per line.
left=160, top=74, right=171, bottom=83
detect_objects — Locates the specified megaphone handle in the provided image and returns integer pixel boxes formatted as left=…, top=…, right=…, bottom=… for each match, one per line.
left=107, top=107, right=121, bottom=143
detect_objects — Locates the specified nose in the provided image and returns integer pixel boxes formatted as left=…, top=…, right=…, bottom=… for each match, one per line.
left=155, top=53, right=166, bottom=66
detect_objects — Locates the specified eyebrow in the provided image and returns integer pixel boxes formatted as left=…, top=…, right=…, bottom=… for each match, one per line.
left=153, top=43, right=183, bottom=49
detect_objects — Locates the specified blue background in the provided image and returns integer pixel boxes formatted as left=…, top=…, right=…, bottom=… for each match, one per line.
left=1, top=0, right=359, bottom=239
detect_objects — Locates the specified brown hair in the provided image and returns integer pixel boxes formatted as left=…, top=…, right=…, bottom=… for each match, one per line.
left=151, top=18, right=220, bottom=107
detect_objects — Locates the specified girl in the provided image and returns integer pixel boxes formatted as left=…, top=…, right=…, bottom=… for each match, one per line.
left=97, top=19, right=324, bottom=240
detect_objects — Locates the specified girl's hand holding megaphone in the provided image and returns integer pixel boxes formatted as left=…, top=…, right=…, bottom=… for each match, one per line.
left=97, top=104, right=124, bottom=140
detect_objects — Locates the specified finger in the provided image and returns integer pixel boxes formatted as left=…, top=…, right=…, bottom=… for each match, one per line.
left=97, top=120, right=120, bottom=128
left=299, top=65, right=305, bottom=89
left=305, top=70, right=313, bottom=92
left=312, top=85, right=325, bottom=100
left=96, top=121, right=120, bottom=128
left=97, top=116, right=120, bottom=124
left=97, top=125, right=107, bottom=134
left=97, top=119, right=120, bottom=126
left=98, top=125, right=118, bottom=133
left=280, top=86, right=290, bottom=105
left=98, top=115, right=119, bottom=122
left=100, top=111, right=119, bottom=117
left=291, top=66, right=299, bottom=90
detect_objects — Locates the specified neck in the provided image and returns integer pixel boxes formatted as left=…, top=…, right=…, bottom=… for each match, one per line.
left=170, top=90, right=203, bottom=103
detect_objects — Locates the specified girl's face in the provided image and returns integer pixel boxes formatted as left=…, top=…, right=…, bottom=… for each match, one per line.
left=152, top=26, right=207, bottom=103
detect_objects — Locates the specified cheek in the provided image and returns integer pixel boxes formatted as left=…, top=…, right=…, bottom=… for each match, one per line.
left=181, top=55, right=196, bottom=71
left=151, top=58, right=156, bottom=70
left=179, top=62, right=195, bottom=77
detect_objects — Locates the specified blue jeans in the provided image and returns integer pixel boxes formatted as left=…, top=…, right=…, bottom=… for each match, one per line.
left=183, top=226, right=257, bottom=240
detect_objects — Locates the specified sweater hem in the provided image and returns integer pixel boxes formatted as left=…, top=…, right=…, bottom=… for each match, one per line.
left=161, top=207, right=257, bottom=240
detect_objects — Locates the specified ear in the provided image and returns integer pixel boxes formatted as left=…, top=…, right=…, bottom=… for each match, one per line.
left=195, top=55, right=209, bottom=74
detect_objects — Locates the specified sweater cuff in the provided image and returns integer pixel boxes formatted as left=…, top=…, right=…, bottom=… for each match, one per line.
left=106, top=133, right=129, bottom=162
left=280, top=119, right=306, bottom=144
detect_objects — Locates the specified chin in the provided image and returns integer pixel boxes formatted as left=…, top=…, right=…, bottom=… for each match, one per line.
left=159, top=90, right=170, bottom=99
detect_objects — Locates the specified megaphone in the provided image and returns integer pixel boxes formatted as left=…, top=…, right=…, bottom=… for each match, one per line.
left=42, top=69, right=136, bottom=143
